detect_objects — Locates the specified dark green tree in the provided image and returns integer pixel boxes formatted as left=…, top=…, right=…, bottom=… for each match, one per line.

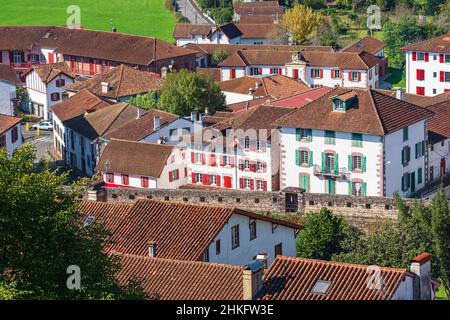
left=128, top=91, right=159, bottom=110
left=158, top=69, right=225, bottom=116
left=0, top=145, right=146, bottom=299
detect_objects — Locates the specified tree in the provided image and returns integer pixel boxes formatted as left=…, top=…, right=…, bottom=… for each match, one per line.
left=212, top=49, right=228, bottom=63
left=157, top=69, right=225, bottom=116
left=282, top=4, right=322, bottom=44
left=314, top=19, right=340, bottom=49
left=267, top=24, right=290, bottom=45
left=297, top=208, right=362, bottom=260
left=128, top=91, right=158, bottom=110
left=0, top=145, right=146, bottom=299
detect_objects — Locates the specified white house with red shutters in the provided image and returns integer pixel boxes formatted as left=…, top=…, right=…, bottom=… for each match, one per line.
left=0, top=114, right=22, bottom=156
left=186, top=105, right=292, bottom=192
left=218, top=50, right=381, bottom=89
left=24, top=63, right=75, bottom=120
left=402, top=33, right=450, bottom=96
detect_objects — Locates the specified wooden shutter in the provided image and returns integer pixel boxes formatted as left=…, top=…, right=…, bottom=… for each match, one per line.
left=440, top=54, right=444, bottom=63
left=348, top=155, right=353, bottom=171
left=239, top=178, right=244, bottom=189
left=362, top=156, right=367, bottom=172
left=307, top=129, right=312, bottom=142
left=412, top=52, right=416, bottom=61
left=293, top=69, right=298, bottom=79
left=295, top=128, right=301, bottom=141
left=424, top=53, right=429, bottom=62
left=295, top=150, right=300, bottom=166
left=361, top=182, right=367, bottom=196
left=191, top=173, right=196, bottom=183
left=333, top=154, right=339, bottom=175
left=168, top=171, right=173, bottom=182
left=357, top=72, right=361, bottom=81
left=308, top=151, right=313, bottom=167
left=191, top=152, right=195, bottom=163
left=348, top=72, right=351, bottom=81
left=250, top=179, right=254, bottom=190
left=319, top=69, right=323, bottom=78
left=440, top=71, right=445, bottom=82
left=216, top=175, right=221, bottom=187
left=310, top=69, right=314, bottom=78
left=262, top=181, right=267, bottom=191
left=201, top=153, right=206, bottom=164
left=348, top=181, right=352, bottom=195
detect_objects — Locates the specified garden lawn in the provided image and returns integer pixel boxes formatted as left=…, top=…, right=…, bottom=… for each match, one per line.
left=0, top=0, right=176, bottom=42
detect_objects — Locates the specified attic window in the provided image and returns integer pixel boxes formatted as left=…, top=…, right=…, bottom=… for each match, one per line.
left=83, top=216, right=96, bottom=227
left=311, top=280, right=332, bottom=295
left=333, top=99, right=346, bottom=112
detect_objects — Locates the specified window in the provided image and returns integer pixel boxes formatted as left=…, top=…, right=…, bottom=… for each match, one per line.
left=141, top=176, right=149, bottom=188
left=433, top=88, right=437, bottom=94
left=251, top=67, right=261, bottom=76
left=231, top=225, right=240, bottom=249
left=418, top=168, right=423, bottom=184
left=296, top=128, right=311, bottom=141
left=444, top=72, right=450, bottom=82
left=417, top=52, right=425, bottom=61
left=352, top=133, right=362, bottom=147
left=244, top=136, right=250, bottom=149
left=403, top=127, right=409, bottom=141
left=244, top=178, right=251, bottom=189
left=325, top=130, right=335, bottom=144
left=256, top=161, right=263, bottom=172
left=215, top=239, right=221, bottom=255
left=401, top=172, right=411, bottom=191
left=275, top=243, right=283, bottom=256
left=333, top=69, right=340, bottom=79
left=256, top=140, right=262, bottom=151
left=55, top=79, right=65, bottom=87
left=249, top=219, right=257, bottom=240
left=223, top=155, right=230, bottom=166
left=195, top=173, right=203, bottom=183
left=300, top=150, right=309, bottom=165
left=202, top=249, right=209, bottom=262
left=311, top=68, right=321, bottom=78
left=434, top=72, right=437, bottom=78
left=244, top=160, right=250, bottom=170
left=106, top=173, right=114, bottom=183
left=350, top=71, right=359, bottom=81
left=445, top=54, right=450, bottom=63
left=402, top=146, right=411, bottom=165
left=11, top=127, right=18, bottom=143
left=169, top=170, right=179, bottom=182
left=334, top=99, right=345, bottom=111
left=352, top=155, right=362, bottom=170
left=351, top=181, right=367, bottom=196
left=210, top=174, right=217, bottom=185
left=195, top=153, right=202, bottom=163
left=415, top=141, right=425, bottom=158
left=50, top=93, right=60, bottom=101
left=311, top=280, right=332, bottom=295
left=121, top=174, right=129, bottom=185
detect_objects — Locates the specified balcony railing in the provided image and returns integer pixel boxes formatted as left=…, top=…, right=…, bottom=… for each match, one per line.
left=313, top=165, right=349, bottom=179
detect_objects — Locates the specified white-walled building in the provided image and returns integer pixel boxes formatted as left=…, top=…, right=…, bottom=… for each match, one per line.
left=23, top=62, right=75, bottom=120
left=218, top=50, right=381, bottom=89
left=79, top=199, right=300, bottom=266
left=275, top=88, right=434, bottom=197
left=0, top=114, right=22, bottom=156
left=97, top=139, right=187, bottom=189
left=187, top=105, right=292, bottom=192
left=402, top=33, right=450, bottom=96
left=0, top=64, right=21, bottom=116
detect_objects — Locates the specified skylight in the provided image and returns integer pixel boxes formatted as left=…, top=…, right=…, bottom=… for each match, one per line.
left=83, top=215, right=96, bottom=227
left=311, top=280, right=332, bottom=294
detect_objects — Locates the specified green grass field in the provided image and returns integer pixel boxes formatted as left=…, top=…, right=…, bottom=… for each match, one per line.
left=0, top=0, right=176, bottom=42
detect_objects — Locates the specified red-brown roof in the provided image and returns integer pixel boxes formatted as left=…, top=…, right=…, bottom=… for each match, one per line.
left=226, top=96, right=272, bottom=112
left=51, top=89, right=112, bottom=122
left=173, top=24, right=214, bottom=39
left=234, top=1, right=283, bottom=16
left=96, top=139, right=174, bottom=178
left=271, top=87, right=333, bottom=108
left=274, top=88, right=434, bottom=135
left=114, top=253, right=244, bottom=300
left=401, top=33, right=450, bottom=54
left=78, top=201, right=132, bottom=232
left=0, top=64, right=21, bottom=85
left=29, top=62, right=75, bottom=83
left=426, top=100, right=450, bottom=139
left=0, top=114, right=22, bottom=134
left=342, top=36, right=386, bottom=55
left=261, top=256, right=409, bottom=300
left=235, top=24, right=275, bottom=39
left=64, top=65, right=163, bottom=99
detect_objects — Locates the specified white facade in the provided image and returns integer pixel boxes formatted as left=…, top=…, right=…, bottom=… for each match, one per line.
left=427, top=138, right=450, bottom=183
left=176, top=29, right=239, bottom=47
left=405, top=51, right=450, bottom=96
left=25, top=69, right=74, bottom=120
left=0, top=80, right=17, bottom=116
left=140, top=117, right=203, bottom=145
left=65, top=127, right=98, bottom=176
left=0, top=122, right=22, bottom=156
left=52, top=115, right=66, bottom=159
left=101, top=148, right=188, bottom=189
left=280, top=120, right=428, bottom=197
left=222, top=91, right=254, bottom=105
left=207, top=213, right=297, bottom=266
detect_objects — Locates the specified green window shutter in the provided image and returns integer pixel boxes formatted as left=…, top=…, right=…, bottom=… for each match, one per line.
left=334, top=154, right=339, bottom=175
left=401, top=149, right=404, bottom=164
left=330, top=180, right=335, bottom=194
left=295, top=149, right=300, bottom=165
left=422, top=141, right=425, bottom=155
left=296, top=128, right=301, bottom=141
left=325, top=179, right=329, bottom=194
left=403, top=127, right=408, bottom=141
left=362, top=156, right=367, bottom=172
left=418, top=168, right=423, bottom=184
left=348, top=155, right=353, bottom=171
left=321, top=152, right=326, bottom=170
left=361, top=182, right=367, bottom=196
left=307, top=129, right=313, bottom=142
left=401, top=176, right=404, bottom=191
left=352, top=133, right=362, bottom=147
left=348, top=181, right=353, bottom=195
left=415, top=143, right=418, bottom=158
left=308, top=151, right=313, bottom=167
left=300, top=175, right=309, bottom=192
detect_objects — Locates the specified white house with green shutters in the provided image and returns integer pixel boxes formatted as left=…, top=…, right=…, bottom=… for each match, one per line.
left=274, top=88, right=434, bottom=197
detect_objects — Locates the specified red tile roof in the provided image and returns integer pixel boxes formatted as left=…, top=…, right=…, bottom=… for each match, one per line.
left=226, top=96, right=273, bottom=112
left=270, top=87, right=333, bottom=108
left=426, top=100, right=450, bottom=139
left=28, top=62, right=75, bottom=83
left=51, top=89, right=112, bottom=122
left=401, top=33, right=450, bottom=54
left=173, top=24, right=214, bottom=39
left=114, top=253, right=244, bottom=300
left=0, top=114, right=22, bottom=134
left=274, top=88, right=434, bottom=136
left=342, top=36, right=386, bottom=55
left=235, top=24, right=276, bottom=39
left=0, top=64, right=21, bottom=85
left=260, top=256, right=409, bottom=300
left=234, top=1, right=283, bottom=16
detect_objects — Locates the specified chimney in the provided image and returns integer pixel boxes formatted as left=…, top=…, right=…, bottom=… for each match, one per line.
left=87, top=190, right=107, bottom=202
left=205, top=107, right=209, bottom=116
left=248, top=87, right=254, bottom=95
left=255, top=81, right=261, bottom=89
left=101, top=82, right=110, bottom=93
left=395, top=89, right=404, bottom=100
left=242, top=260, right=264, bottom=300
left=148, top=241, right=157, bottom=257
left=410, top=253, right=432, bottom=300
left=154, top=116, right=161, bottom=129
left=136, top=108, right=141, bottom=120
left=160, top=66, right=168, bottom=79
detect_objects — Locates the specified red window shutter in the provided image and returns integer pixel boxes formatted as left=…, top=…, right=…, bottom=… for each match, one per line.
left=230, top=157, right=235, bottom=168
left=440, top=71, right=445, bottom=82
left=293, top=69, right=298, bottom=79
left=201, top=153, right=206, bottom=165
left=122, top=174, right=129, bottom=185
left=176, top=169, right=180, bottom=180
left=220, top=155, right=224, bottom=166
left=191, top=152, right=195, bottom=163
left=216, top=175, right=221, bottom=187
left=184, top=167, right=187, bottom=177
left=270, top=68, right=273, bottom=74
left=416, top=69, right=420, bottom=80
left=319, top=69, right=323, bottom=78
left=258, top=68, right=262, bottom=75
left=348, top=72, right=351, bottom=81
left=440, top=54, right=444, bottom=63
left=416, top=87, right=425, bottom=96
left=141, top=177, right=148, bottom=188
left=262, top=181, right=267, bottom=191
left=357, top=72, right=361, bottom=81
left=49, top=53, right=54, bottom=64
left=250, top=163, right=256, bottom=172
left=425, top=53, right=429, bottom=62
left=230, top=68, right=235, bottom=79
left=239, top=178, right=244, bottom=189
left=263, top=162, right=267, bottom=172
left=412, top=52, right=416, bottom=61
left=249, top=180, right=255, bottom=190
left=192, top=173, right=196, bottom=183
left=168, top=172, right=173, bottom=182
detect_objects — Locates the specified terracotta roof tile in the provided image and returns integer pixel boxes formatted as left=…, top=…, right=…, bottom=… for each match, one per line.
left=271, top=87, right=333, bottom=108
left=342, top=36, right=386, bottom=55
left=0, top=114, right=22, bottom=134
left=240, top=15, right=281, bottom=24
left=78, top=201, right=132, bottom=232
left=173, top=24, right=213, bottom=39
left=196, top=67, right=222, bottom=81
left=50, top=89, right=112, bottom=122
left=274, top=88, right=434, bottom=135
left=96, top=139, right=174, bottom=178
left=426, top=100, right=450, bottom=139
left=31, top=62, right=75, bottom=83
left=401, top=33, right=450, bottom=54
left=0, top=64, right=21, bottom=85
left=234, top=1, right=283, bottom=16
left=64, top=65, right=163, bottom=99
left=114, top=253, right=244, bottom=300
left=260, top=256, right=409, bottom=300
left=235, top=24, right=276, bottom=39
left=226, top=96, right=272, bottom=112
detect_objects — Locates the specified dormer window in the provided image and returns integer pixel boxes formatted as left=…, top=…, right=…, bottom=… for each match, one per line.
left=333, top=99, right=346, bottom=111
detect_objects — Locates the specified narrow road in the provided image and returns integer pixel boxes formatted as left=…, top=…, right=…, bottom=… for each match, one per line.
left=175, top=0, right=213, bottom=24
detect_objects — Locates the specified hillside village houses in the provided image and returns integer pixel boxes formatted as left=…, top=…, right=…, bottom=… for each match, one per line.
left=402, top=33, right=450, bottom=97
left=23, top=62, right=76, bottom=120
left=0, top=64, right=21, bottom=116
left=233, top=1, right=284, bottom=24
left=0, top=114, right=22, bottom=156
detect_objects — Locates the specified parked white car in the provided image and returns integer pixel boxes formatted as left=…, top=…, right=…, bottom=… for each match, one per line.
left=32, top=121, right=53, bottom=131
